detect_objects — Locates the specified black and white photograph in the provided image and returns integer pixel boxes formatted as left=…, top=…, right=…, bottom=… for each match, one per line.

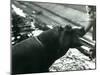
left=11, top=0, right=96, bottom=74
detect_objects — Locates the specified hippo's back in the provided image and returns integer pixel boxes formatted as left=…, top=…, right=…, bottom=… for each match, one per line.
left=12, top=36, right=47, bottom=74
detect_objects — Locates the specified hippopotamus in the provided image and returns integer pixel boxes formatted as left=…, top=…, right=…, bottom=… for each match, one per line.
left=12, top=25, right=85, bottom=74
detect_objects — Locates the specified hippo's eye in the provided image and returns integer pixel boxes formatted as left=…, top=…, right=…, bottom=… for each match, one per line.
left=59, top=26, right=63, bottom=31
left=88, top=11, right=91, bottom=14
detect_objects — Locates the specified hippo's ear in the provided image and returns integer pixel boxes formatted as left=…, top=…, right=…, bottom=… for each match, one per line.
left=54, top=26, right=63, bottom=31
left=64, top=25, right=72, bottom=32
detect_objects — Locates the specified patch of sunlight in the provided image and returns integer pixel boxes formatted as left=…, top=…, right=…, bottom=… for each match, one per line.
left=12, top=4, right=26, bottom=17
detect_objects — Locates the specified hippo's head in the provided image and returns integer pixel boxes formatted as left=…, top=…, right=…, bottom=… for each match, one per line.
left=59, top=25, right=85, bottom=49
